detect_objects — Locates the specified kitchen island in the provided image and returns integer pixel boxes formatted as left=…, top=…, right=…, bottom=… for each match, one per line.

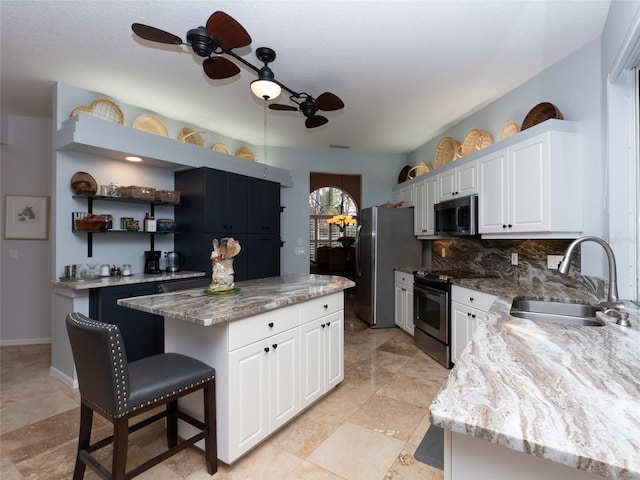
left=429, top=277, right=640, bottom=480
left=117, top=274, right=355, bottom=464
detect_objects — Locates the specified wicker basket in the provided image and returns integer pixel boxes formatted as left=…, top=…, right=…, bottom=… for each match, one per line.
left=500, top=122, right=520, bottom=140
left=119, top=185, right=156, bottom=200
left=70, top=98, right=124, bottom=124
left=75, top=219, right=107, bottom=231
left=521, top=102, right=563, bottom=130
left=154, top=190, right=181, bottom=204
left=178, top=127, right=208, bottom=147
left=236, top=146, right=256, bottom=161
left=460, top=129, right=494, bottom=157
left=407, top=161, right=433, bottom=179
left=433, top=137, right=459, bottom=168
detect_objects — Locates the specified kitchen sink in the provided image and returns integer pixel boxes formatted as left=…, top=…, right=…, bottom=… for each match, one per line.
left=509, top=299, right=605, bottom=327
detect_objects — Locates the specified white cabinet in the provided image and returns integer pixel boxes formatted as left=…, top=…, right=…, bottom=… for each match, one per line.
left=229, top=326, right=298, bottom=455
left=450, top=286, right=496, bottom=364
left=414, top=175, right=438, bottom=237
left=438, top=160, right=478, bottom=202
left=478, top=130, right=582, bottom=237
left=394, top=271, right=415, bottom=335
left=391, top=183, right=415, bottom=207
left=300, top=311, right=344, bottom=408
left=166, top=292, right=345, bottom=464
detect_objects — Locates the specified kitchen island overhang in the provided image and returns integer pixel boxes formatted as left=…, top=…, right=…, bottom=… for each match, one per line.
left=117, top=274, right=355, bottom=464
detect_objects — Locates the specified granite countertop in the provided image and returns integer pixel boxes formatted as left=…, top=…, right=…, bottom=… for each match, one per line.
left=52, top=270, right=205, bottom=290
left=430, top=277, right=640, bottom=479
left=117, top=274, right=355, bottom=326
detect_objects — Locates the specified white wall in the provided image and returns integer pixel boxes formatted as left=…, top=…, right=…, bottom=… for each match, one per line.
left=273, top=145, right=406, bottom=275
left=1, top=115, right=53, bottom=344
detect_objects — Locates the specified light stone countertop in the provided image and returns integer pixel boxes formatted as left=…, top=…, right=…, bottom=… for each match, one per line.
left=429, top=277, right=640, bottom=480
left=52, top=271, right=205, bottom=290
left=116, top=274, right=356, bottom=326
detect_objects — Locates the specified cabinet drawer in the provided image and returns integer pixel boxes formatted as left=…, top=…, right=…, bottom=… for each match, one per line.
left=395, top=270, right=414, bottom=286
left=451, top=286, right=496, bottom=312
left=300, top=293, right=343, bottom=324
left=228, top=308, right=298, bottom=351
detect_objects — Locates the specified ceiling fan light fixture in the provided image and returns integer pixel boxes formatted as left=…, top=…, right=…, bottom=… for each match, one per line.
left=251, top=66, right=281, bottom=100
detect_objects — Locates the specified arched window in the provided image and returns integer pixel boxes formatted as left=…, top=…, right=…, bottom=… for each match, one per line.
left=309, top=187, right=358, bottom=261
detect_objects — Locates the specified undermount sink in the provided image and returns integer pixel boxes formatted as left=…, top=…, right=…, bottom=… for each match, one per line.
left=510, top=299, right=605, bottom=327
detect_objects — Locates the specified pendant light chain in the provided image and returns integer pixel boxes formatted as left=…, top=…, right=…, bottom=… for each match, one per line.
left=263, top=100, right=268, bottom=177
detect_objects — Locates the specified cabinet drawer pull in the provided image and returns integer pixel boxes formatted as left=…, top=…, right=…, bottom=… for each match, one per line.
left=321, top=323, right=326, bottom=328
left=469, top=297, right=474, bottom=302
left=326, top=321, right=331, bottom=326
left=272, top=343, right=278, bottom=349
left=467, top=312, right=471, bottom=317
left=264, top=347, right=270, bottom=353
left=323, top=304, right=328, bottom=309
left=268, top=322, right=274, bottom=328
left=471, top=314, right=476, bottom=318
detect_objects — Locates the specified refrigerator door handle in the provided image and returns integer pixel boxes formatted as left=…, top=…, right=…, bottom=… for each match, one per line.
left=355, top=224, right=362, bottom=277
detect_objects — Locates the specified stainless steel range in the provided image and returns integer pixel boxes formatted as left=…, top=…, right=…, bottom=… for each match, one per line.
left=413, top=269, right=496, bottom=368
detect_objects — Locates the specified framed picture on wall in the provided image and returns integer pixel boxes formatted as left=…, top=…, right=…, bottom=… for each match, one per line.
left=4, top=195, right=50, bottom=240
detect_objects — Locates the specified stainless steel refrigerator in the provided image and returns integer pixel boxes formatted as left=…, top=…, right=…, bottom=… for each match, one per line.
left=354, top=206, right=422, bottom=327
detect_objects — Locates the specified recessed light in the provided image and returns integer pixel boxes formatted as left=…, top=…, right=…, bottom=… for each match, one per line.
left=125, top=156, right=143, bottom=162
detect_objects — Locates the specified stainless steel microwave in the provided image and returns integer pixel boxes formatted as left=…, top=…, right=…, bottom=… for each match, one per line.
left=434, top=195, right=478, bottom=236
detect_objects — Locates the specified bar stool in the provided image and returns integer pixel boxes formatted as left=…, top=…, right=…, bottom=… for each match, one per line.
left=65, top=312, right=217, bottom=480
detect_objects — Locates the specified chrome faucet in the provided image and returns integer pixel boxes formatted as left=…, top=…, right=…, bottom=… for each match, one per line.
left=558, top=236, right=622, bottom=308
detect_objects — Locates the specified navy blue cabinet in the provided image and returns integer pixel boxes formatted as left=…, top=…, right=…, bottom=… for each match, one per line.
left=175, top=167, right=280, bottom=281
left=89, top=282, right=163, bottom=362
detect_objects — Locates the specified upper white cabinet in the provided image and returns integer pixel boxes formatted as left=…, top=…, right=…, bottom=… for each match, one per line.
left=391, top=120, right=582, bottom=239
left=438, top=160, right=478, bottom=202
left=391, top=183, right=415, bottom=207
left=478, top=129, right=582, bottom=237
left=414, top=175, right=438, bottom=237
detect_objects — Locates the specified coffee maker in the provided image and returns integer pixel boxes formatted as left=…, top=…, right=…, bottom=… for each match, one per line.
left=144, top=250, right=162, bottom=274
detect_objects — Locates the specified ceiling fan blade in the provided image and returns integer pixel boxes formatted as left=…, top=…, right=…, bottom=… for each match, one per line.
left=205, top=11, right=252, bottom=50
left=306, top=115, right=328, bottom=128
left=269, top=104, right=298, bottom=112
left=316, top=92, right=344, bottom=111
left=203, top=57, right=241, bottom=79
left=132, top=23, right=183, bottom=45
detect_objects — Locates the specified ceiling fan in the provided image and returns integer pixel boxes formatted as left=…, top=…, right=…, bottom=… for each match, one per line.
left=131, top=11, right=344, bottom=128
left=269, top=92, right=345, bottom=129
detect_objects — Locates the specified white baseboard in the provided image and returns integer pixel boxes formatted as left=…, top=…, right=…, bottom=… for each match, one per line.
left=50, top=366, right=78, bottom=389
left=0, top=338, right=51, bottom=347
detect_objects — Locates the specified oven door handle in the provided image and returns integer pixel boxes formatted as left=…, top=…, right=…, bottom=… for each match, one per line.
left=414, top=283, right=448, bottom=298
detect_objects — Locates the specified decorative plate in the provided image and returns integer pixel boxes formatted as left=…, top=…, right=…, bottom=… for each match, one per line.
left=235, top=146, right=256, bottom=161
left=398, top=165, right=411, bottom=183
left=210, top=142, right=231, bottom=154
left=133, top=114, right=169, bottom=137
left=204, top=287, right=241, bottom=296
left=71, top=171, right=98, bottom=195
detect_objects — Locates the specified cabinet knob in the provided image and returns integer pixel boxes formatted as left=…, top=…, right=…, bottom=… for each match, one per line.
left=469, top=297, right=474, bottom=302
left=268, top=322, right=274, bottom=328
left=467, top=312, right=471, bottom=317
left=321, top=323, right=326, bottom=328
left=272, top=343, right=278, bottom=349
left=471, top=314, right=476, bottom=318
left=264, top=347, right=270, bottom=353
left=502, top=225, right=507, bottom=229
left=326, top=321, right=331, bottom=326
left=508, top=224, right=513, bottom=228
left=323, top=304, right=328, bottom=309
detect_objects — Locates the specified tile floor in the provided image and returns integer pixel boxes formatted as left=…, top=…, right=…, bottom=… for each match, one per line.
left=0, top=292, right=449, bottom=480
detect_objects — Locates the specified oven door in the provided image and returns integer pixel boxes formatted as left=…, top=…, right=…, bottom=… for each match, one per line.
left=413, top=283, right=449, bottom=344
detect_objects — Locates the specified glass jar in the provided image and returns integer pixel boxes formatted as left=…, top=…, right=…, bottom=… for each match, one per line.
left=100, top=264, right=110, bottom=277
left=122, top=263, right=132, bottom=276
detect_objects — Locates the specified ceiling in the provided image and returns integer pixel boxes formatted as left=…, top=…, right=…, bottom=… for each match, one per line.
left=1, top=1, right=610, bottom=155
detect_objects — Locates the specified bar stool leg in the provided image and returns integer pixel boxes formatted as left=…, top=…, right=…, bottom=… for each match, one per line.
left=166, top=400, right=178, bottom=448
left=204, top=379, right=217, bottom=475
left=112, top=416, right=129, bottom=480
left=73, top=403, right=93, bottom=480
